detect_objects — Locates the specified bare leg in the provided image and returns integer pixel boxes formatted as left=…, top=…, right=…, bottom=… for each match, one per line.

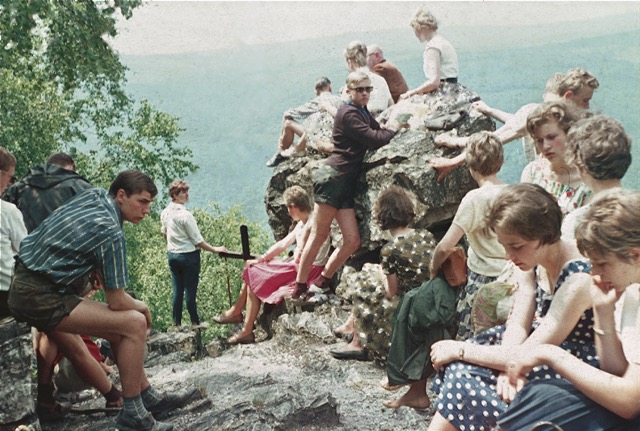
left=221, top=283, right=248, bottom=318
left=46, top=331, right=113, bottom=394
left=231, top=288, right=261, bottom=338
left=36, top=332, right=60, bottom=385
left=55, top=301, right=148, bottom=398
left=428, top=412, right=459, bottom=431
left=296, top=203, right=338, bottom=284
left=383, top=379, right=430, bottom=410
left=334, top=313, right=355, bottom=335
left=279, top=119, right=304, bottom=153
left=320, top=208, right=360, bottom=279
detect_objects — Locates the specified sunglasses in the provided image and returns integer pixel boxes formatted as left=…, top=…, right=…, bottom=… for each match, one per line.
left=1, top=170, right=16, bottom=185
left=352, top=86, right=374, bottom=94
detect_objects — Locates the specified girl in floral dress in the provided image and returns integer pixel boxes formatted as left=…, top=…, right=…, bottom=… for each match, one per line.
left=521, top=100, right=591, bottom=217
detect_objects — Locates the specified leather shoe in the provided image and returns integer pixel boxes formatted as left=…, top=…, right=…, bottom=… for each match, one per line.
left=36, top=401, right=71, bottom=422
left=225, top=331, right=255, bottom=345
left=330, top=348, right=371, bottom=361
left=146, top=387, right=200, bottom=420
left=212, top=313, right=243, bottom=324
left=266, top=152, right=287, bottom=167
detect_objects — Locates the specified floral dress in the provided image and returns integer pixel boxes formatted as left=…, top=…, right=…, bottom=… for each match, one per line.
left=430, top=259, right=596, bottom=431
left=524, top=159, right=592, bottom=217
left=342, top=229, right=437, bottom=361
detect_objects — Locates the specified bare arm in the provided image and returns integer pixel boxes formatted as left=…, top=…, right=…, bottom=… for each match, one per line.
left=105, top=288, right=152, bottom=329
left=429, top=153, right=466, bottom=181
left=510, top=345, right=640, bottom=419
left=257, top=226, right=298, bottom=263
left=430, top=223, right=465, bottom=279
left=385, top=273, right=399, bottom=298
left=196, top=241, right=227, bottom=254
left=401, top=49, right=441, bottom=98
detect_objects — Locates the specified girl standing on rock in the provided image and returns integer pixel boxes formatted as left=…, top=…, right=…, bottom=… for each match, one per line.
left=292, top=70, right=404, bottom=301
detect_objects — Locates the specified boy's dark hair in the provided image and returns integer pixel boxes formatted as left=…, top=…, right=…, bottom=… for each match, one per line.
left=47, top=152, right=75, bottom=169
left=315, top=77, right=331, bottom=92
left=108, top=170, right=158, bottom=198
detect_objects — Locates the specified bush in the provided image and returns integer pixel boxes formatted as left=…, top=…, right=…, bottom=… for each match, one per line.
left=124, top=202, right=272, bottom=342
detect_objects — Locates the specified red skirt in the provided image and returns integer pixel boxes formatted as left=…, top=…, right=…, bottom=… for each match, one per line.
left=242, top=260, right=324, bottom=304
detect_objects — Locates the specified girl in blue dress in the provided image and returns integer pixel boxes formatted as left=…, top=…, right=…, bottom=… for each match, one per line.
left=427, top=183, right=596, bottom=431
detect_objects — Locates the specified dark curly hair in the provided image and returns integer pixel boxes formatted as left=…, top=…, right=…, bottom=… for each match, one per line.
left=374, top=186, right=416, bottom=230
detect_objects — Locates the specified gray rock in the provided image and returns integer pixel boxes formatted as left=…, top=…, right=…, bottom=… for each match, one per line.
left=0, top=317, right=40, bottom=431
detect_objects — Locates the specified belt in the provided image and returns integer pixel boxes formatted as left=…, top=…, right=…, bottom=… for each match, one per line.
left=443, top=77, right=458, bottom=84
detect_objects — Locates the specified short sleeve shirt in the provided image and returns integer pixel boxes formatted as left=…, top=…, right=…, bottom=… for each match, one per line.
left=18, top=188, right=128, bottom=290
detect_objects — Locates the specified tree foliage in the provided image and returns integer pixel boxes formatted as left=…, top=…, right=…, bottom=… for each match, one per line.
left=0, top=0, right=197, bottom=190
left=123, top=203, right=272, bottom=341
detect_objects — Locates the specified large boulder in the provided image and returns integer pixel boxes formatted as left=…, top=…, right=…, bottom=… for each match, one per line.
left=264, top=104, right=495, bottom=264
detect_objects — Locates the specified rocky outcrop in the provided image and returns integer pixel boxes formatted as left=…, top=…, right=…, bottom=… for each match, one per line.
left=0, top=317, right=40, bottom=431
left=33, top=302, right=437, bottom=430
left=265, top=104, right=495, bottom=264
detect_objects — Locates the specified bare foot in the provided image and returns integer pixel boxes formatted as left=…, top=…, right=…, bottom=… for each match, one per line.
left=380, top=377, right=405, bottom=391
left=383, top=393, right=430, bottom=410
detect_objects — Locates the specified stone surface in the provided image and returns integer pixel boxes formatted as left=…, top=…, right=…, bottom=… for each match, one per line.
left=264, top=104, right=495, bottom=261
left=33, top=304, right=438, bottom=431
left=0, top=317, right=40, bottom=431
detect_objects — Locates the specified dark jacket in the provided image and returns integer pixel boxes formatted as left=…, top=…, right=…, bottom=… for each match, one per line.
left=2, top=163, right=93, bottom=232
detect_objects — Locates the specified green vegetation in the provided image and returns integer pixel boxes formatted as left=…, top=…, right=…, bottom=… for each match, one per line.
left=0, top=1, right=276, bottom=342
left=0, top=0, right=196, bottom=190
left=124, top=203, right=272, bottom=341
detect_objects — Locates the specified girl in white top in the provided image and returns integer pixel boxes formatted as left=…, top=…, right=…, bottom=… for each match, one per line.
left=430, top=132, right=508, bottom=340
left=499, top=189, right=640, bottom=430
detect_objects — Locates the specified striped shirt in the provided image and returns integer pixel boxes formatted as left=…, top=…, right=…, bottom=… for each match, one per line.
left=18, top=188, right=128, bottom=290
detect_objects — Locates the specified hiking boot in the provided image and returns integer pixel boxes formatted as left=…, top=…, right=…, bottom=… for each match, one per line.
left=146, top=387, right=200, bottom=419
left=115, top=411, right=173, bottom=431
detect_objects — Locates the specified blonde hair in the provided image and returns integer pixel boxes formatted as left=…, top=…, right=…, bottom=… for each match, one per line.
left=410, top=6, right=438, bottom=31
left=576, top=189, right=640, bottom=262
left=544, top=72, right=565, bottom=96
left=344, top=40, right=367, bottom=68
left=283, top=185, right=312, bottom=213
left=465, top=131, right=504, bottom=176
left=566, top=115, right=632, bottom=180
left=168, top=179, right=189, bottom=200
left=557, top=68, right=599, bottom=97
left=346, top=70, right=370, bottom=89
left=486, top=183, right=562, bottom=245
left=526, top=100, right=584, bottom=138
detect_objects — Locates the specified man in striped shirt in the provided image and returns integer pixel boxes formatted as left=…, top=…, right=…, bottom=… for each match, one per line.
left=9, top=170, right=195, bottom=431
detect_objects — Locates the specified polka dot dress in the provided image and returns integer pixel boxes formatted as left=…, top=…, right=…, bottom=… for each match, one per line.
left=430, top=260, right=595, bottom=431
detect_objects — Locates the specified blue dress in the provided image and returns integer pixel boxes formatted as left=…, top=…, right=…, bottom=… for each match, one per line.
left=430, top=259, right=596, bottom=431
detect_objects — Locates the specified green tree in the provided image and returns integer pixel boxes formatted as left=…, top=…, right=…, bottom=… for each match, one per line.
left=124, top=203, right=272, bottom=341
left=0, top=0, right=196, bottom=190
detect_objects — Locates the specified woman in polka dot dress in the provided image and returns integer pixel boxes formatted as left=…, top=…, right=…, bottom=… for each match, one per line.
left=427, top=183, right=597, bottom=431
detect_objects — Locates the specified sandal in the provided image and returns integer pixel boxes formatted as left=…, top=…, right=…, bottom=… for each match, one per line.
left=224, top=331, right=255, bottom=345
left=212, top=313, right=243, bottom=324
left=36, top=401, right=71, bottom=422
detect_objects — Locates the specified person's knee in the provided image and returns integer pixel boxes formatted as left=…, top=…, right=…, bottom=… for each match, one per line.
left=342, top=233, right=361, bottom=253
left=125, top=311, right=148, bottom=340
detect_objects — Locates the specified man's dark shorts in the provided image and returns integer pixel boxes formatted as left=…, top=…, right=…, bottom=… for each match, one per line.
left=8, top=261, right=83, bottom=332
left=313, top=164, right=359, bottom=210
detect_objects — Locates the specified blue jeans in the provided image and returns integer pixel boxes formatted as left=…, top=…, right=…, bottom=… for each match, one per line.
left=168, top=250, right=201, bottom=326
